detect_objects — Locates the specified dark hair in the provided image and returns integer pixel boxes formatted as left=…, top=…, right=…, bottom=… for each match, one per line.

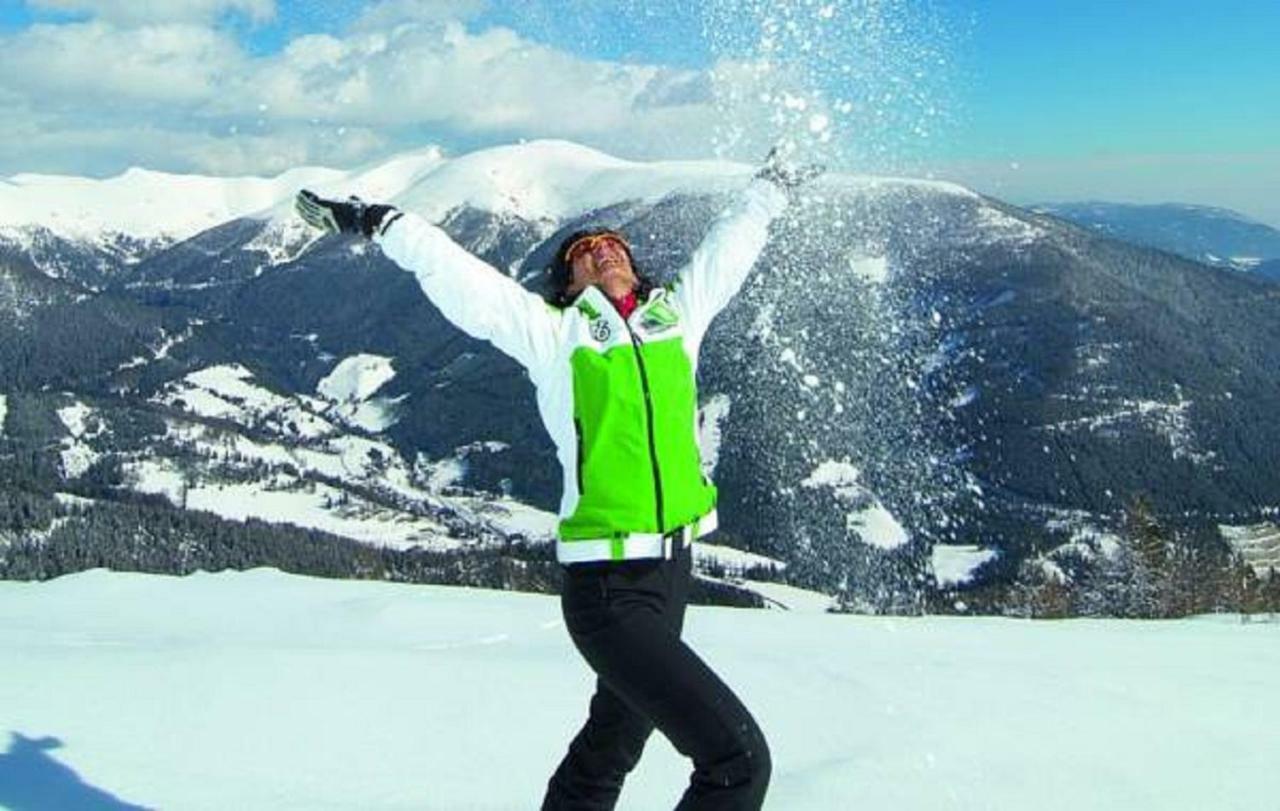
left=547, top=227, right=653, bottom=307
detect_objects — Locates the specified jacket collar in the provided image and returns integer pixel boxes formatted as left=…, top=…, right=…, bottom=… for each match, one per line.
left=570, top=285, right=662, bottom=321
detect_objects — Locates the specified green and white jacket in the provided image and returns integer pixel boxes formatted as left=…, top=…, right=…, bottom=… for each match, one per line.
left=376, top=178, right=788, bottom=564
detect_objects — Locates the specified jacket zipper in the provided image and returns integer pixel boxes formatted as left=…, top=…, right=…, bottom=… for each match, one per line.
left=625, top=321, right=665, bottom=533
left=573, top=418, right=585, bottom=495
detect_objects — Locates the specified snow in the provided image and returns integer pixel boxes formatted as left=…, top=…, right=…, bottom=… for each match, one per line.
left=1037, top=389, right=1213, bottom=465
left=1075, top=339, right=1126, bottom=370
left=747, top=302, right=778, bottom=343
left=1042, top=512, right=1124, bottom=562
left=151, top=324, right=196, bottom=361
left=124, top=457, right=456, bottom=550
left=0, top=165, right=345, bottom=243
left=156, top=364, right=337, bottom=440
left=126, top=413, right=558, bottom=553
left=227, top=430, right=371, bottom=491
left=186, top=364, right=272, bottom=403
left=696, top=394, right=732, bottom=477
left=57, top=444, right=100, bottom=480
left=848, top=254, right=889, bottom=284
left=55, top=400, right=102, bottom=479
left=480, top=499, right=560, bottom=541
left=932, top=545, right=998, bottom=587
left=418, top=452, right=468, bottom=492
left=694, top=541, right=784, bottom=576
left=317, top=355, right=396, bottom=403
left=1218, top=523, right=1280, bottom=577
left=950, top=385, right=978, bottom=408
left=55, top=401, right=94, bottom=439
left=800, top=461, right=910, bottom=550
left=734, top=579, right=836, bottom=613
left=801, top=460, right=863, bottom=494
left=4, top=140, right=982, bottom=264
left=339, top=398, right=404, bottom=433
left=1, top=568, right=1277, bottom=811
left=126, top=458, right=186, bottom=501
left=777, top=346, right=803, bottom=372
left=316, top=355, right=404, bottom=432
left=243, top=215, right=318, bottom=268
left=187, top=481, right=450, bottom=549
left=974, top=203, right=1045, bottom=245
left=265, top=140, right=976, bottom=233
left=846, top=503, right=910, bottom=550
left=390, top=141, right=751, bottom=223
left=53, top=492, right=96, bottom=509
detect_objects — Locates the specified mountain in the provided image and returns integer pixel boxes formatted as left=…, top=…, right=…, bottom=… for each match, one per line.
left=0, top=164, right=346, bottom=287
left=3, top=140, right=1277, bottom=614
left=1255, top=258, right=1280, bottom=282
left=0, top=256, right=199, bottom=390
left=1033, top=201, right=1280, bottom=273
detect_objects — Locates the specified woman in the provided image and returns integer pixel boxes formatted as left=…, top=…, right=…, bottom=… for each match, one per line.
left=296, top=149, right=817, bottom=810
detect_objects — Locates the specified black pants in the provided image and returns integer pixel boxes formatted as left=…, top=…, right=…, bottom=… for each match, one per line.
left=541, top=539, right=771, bottom=811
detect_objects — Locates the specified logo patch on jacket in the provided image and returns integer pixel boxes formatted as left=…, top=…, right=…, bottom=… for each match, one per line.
left=590, top=318, right=612, bottom=343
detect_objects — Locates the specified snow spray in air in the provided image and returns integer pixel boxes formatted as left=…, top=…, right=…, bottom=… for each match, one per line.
left=445, top=1, right=974, bottom=611
left=690, top=0, right=971, bottom=613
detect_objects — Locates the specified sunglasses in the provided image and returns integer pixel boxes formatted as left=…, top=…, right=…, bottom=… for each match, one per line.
left=565, top=232, right=629, bottom=265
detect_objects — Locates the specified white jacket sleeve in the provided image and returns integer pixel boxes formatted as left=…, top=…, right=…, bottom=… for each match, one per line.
left=375, top=212, right=560, bottom=379
left=672, top=178, right=789, bottom=347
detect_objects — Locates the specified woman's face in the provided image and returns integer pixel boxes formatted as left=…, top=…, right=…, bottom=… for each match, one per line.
left=566, top=234, right=636, bottom=298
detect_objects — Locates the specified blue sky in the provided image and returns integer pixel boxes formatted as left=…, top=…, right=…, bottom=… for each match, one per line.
left=954, top=0, right=1278, bottom=156
left=2, top=0, right=1277, bottom=224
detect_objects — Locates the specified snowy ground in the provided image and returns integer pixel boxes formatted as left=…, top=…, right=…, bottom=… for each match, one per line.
left=1, top=569, right=1276, bottom=811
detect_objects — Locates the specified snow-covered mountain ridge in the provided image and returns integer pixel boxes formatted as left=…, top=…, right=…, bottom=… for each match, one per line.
left=4, top=140, right=993, bottom=290
left=5, top=139, right=1280, bottom=615
left=1034, top=200, right=1280, bottom=274
left=1, top=165, right=343, bottom=243
left=4, top=140, right=980, bottom=247
left=0, top=163, right=342, bottom=281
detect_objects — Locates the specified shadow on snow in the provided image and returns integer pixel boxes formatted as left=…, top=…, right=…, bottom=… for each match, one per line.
left=0, top=732, right=153, bottom=810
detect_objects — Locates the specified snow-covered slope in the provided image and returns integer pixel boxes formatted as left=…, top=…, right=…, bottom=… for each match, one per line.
left=0, top=162, right=350, bottom=279
left=138, top=363, right=556, bottom=549
left=325, top=139, right=980, bottom=225
left=4, top=139, right=979, bottom=245
left=0, top=165, right=344, bottom=243
left=1034, top=201, right=1280, bottom=272
left=1219, top=522, right=1280, bottom=576
left=3, top=139, right=994, bottom=283
left=1, top=568, right=1276, bottom=811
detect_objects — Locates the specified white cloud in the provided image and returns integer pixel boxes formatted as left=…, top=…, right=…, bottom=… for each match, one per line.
left=0, top=105, right=386, bottom=177
left=0, top=7, right=829, bottom=178
left=29, top=0, right=276, bottom=25
left=1, top=21, right=248, bottom=105
left=226, top=21, right=708, bottom=135
left=174, top=127, right=389, bottom=177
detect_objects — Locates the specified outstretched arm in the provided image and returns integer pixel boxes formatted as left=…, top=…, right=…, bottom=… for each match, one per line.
left=672, top=149, right=822, bottom=349
left=671, top=178, right=789, bottom=347
left=296, top=191, right=560, bottom=378
left=377, top=213, right=561, bottom=375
